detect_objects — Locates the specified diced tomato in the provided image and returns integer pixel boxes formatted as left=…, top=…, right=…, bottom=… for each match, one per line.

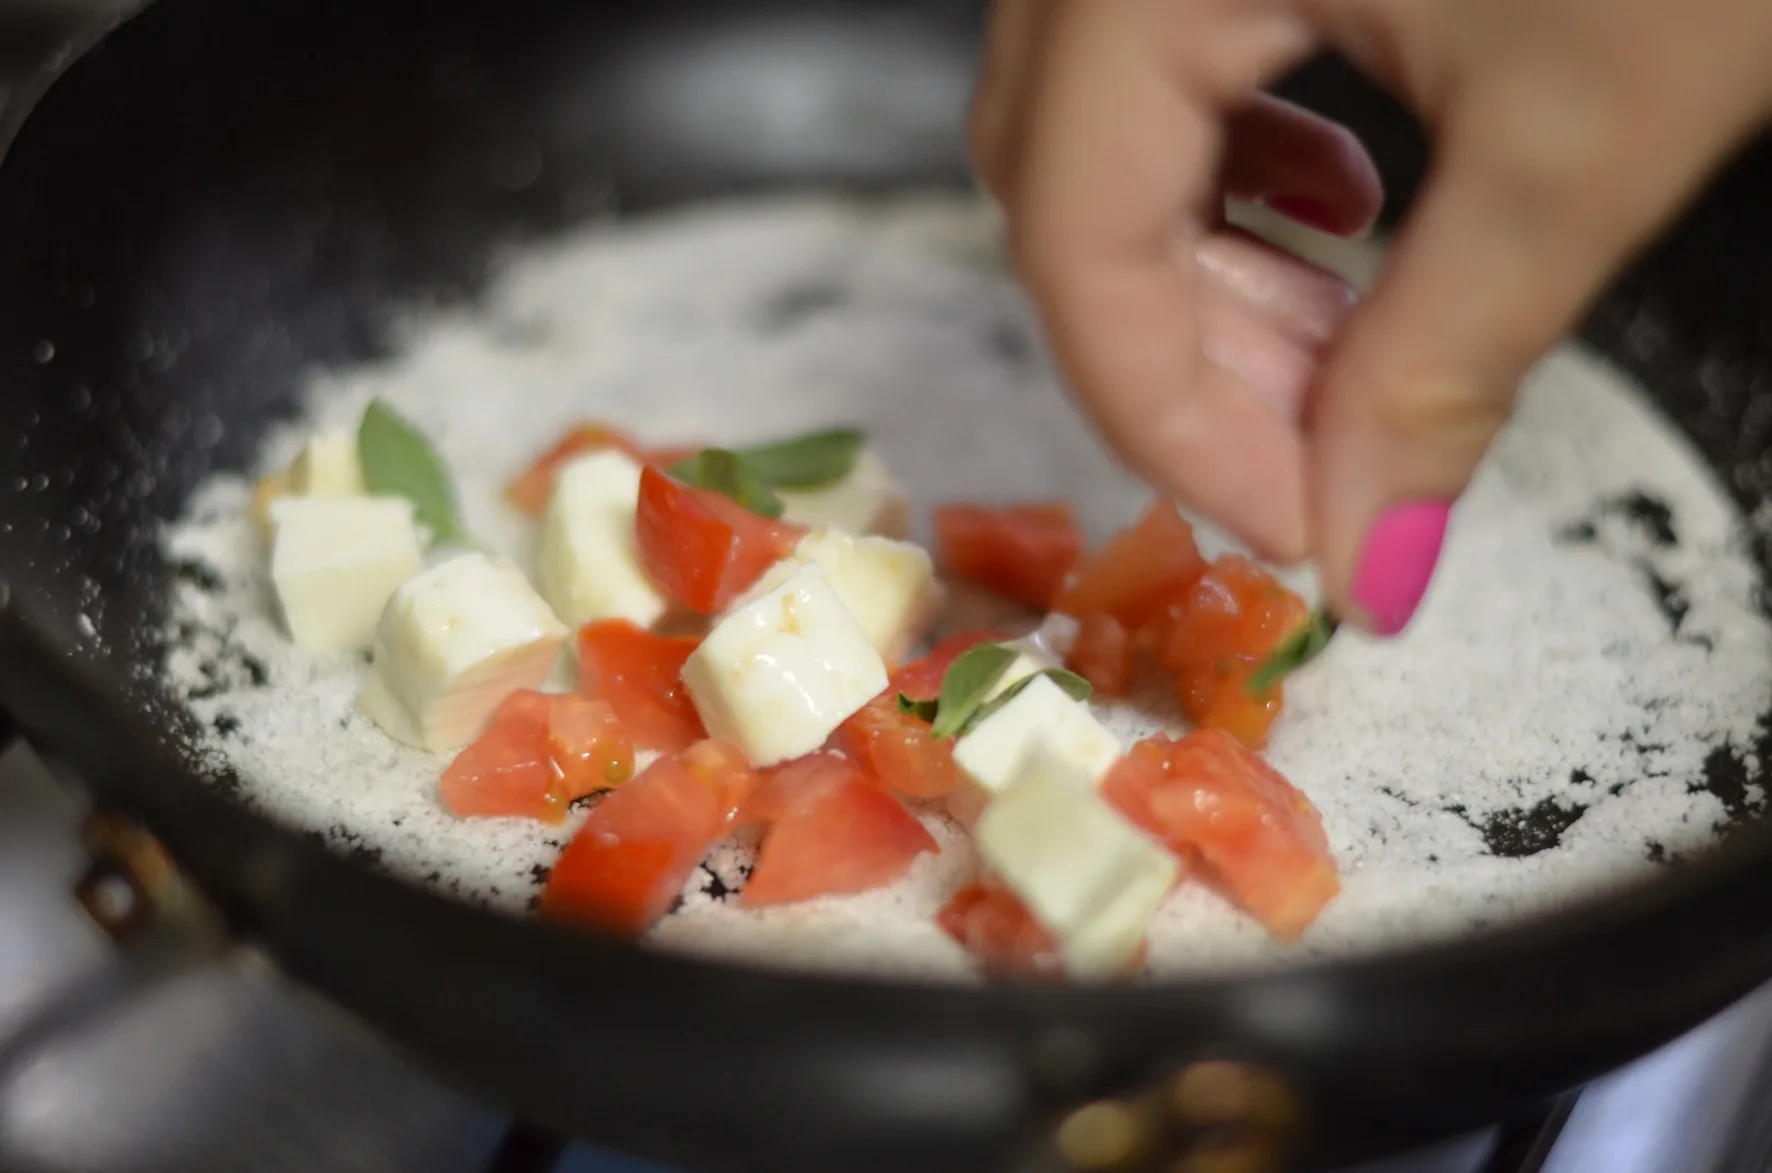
left=932, top=502, right=1083, bottom=610
left=505, top=423, right=646, bottom=517
left=1102, top=730, right=1338, bottom=940
left=635, top=465, right=805, bottom=614
left=937, top=881, right=1066, bottom=978
left=1066, top=612, right=1133, bottom=697
left=442, top=691, right=638, bottom=824
left=441, top=690, right=564, bottom=823
left=740, top=753, right=937, bottom=907
left=678, top=737, right=762, bottom=822
left=888, top=629, right=1013, bottom=701
left=1178, top=658, right=1282, bottom=749
left=576, top=620, right=706, bottom=753
left=1159, top=555, right=1309, bottom=672
left=540, top=739, right=755, bottom=936
left=548, top=694, right=637, bottom=797
left=1054, top=500, right=1207, bottom=630
left=837, top=695, right=967, bottom=799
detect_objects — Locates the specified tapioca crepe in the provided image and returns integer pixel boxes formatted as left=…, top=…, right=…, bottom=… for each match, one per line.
left=154, top=193, right=1772, bottom=979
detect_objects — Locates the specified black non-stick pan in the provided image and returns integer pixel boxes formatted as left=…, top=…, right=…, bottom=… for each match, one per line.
left=5, top=1, right=1772, bottom=1170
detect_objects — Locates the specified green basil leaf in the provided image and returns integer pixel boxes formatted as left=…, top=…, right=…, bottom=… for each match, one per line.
left=357, top=400, right=470, bottom=546
left=1245, top=610, right=1339, bottom=694
left=896, top=694, right=940, bottom=722
left=672, top=449, right=786, bottom=519
left=928, top=643, right=1018, bottom=740
left=733, top=426, right=866, bottom=490
left=955, top=667, right=1094, bottom=739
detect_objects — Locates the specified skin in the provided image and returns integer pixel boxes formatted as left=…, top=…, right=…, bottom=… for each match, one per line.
left=969, top=0, right=1772, bottom=631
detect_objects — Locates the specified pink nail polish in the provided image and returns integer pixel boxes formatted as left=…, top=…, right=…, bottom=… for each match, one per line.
left=1266, top=195, right=1344, bottom=236
left=1352, top=500, right=1451, bottom=636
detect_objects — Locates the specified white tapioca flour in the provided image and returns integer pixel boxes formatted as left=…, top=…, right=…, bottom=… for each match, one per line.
left=156, top=193, right=1772, bottom=980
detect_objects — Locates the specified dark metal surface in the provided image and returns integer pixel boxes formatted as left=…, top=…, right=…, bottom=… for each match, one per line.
left=1, top=0, right=1771, bottom=1170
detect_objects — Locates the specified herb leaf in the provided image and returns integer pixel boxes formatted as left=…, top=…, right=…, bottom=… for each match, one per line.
left=672, top=449, right=786, bottom=519
left=734, top=426, right=866, bottom=490
left=958, top=667, right=1092, bottom=738
left=1246, top=610, right=1338, bottom=694
left=357, top=400, right=469, bottom=546
left=929, top=643, right=1018, bottom=739
left=896, top=694, right=940, bottom=722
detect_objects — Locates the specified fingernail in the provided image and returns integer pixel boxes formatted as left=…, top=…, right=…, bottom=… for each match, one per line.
left=1265, top=195, right=1345, bottom=236
left=1351, top=500, right=1451, bottom=636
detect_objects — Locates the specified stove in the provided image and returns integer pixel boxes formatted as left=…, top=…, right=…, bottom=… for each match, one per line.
left=3, top=736, right=1771, bottom=1173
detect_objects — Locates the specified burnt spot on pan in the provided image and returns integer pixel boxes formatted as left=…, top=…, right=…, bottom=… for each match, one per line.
left=986, top=320, right=1034, bottom=366
left=1557, top=489, right=1679, bottom=548
left=170, top=556, right=226, bottom=594
left=1693, top=741, right=1770, bottom=833
left=1444, top=794, right=1590, bottom=858
left=174, top=620, right=270, bottom=701
left=1556, top=488, right=1717, bottom=648
left=325, top=823, right=385, bottom=868
left=755, top=278, right=848, bottom=333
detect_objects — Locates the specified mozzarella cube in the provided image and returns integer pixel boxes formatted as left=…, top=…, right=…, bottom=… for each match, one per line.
left=777, top=448, right=909, bottom=537
left=741, top=531, right=938, bottom=664
left=535, top=449, right=666, bottom=630
left=357, top=551, right=568, bottom=752
left=287, top=429, right=365, bottom=498
left=682, top=563, right=887, bottom=766
left=953, top=673, right=1120, bottom=798
left=975, top=741, right=1179, bottom=977
left=268, top=497, right=424, bottom=655
left=983, top=650, right=1051, bottom=701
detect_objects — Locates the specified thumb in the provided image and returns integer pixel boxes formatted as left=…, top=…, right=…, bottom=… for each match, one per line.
left=1308, top=84, right=1753, bottom=636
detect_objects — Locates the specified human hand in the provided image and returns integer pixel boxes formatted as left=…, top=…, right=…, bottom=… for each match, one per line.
left=971, top=0, right=1772, bottom=634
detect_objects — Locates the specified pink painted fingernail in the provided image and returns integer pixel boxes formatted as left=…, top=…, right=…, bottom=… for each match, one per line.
left=1265, top=195, right=1344, bottom=236
left=1351, top=500, right=1451, bottom=636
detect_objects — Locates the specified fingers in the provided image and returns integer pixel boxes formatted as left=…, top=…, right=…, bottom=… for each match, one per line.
left=1221, top=94, right=1385, bottom=236
left=968, top=0, right=1058, bottom=202
left=1308, top=64, right=1752, bottom=634
left=1007, top=0, right=1317, bottom=561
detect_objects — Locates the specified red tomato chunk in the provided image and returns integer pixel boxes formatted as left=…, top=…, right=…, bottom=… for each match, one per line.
left=837, top=695, right=967, bottom=800
left=1066, top=612, right=1134, bottom=698
left=635, top=466, right=804, bottom=614
left=505, top=423, right=647, bottom=517
left=937, top=881, right=1066, bottom=978
left=1178, top=658, right=1282, bottom=749
left=1103, top=730, right=1338, bottom=941
left=1054, top=500, right=1206, bottom=631
left=1159, top=555, right=1309, bottom=672
left=576, top=619, right=706, bottom=753
left=441, top=691, right=635, bottom=824
left=540, top=739, right=759, bottom=936
left=740, top=753, right=937, bottom=907
left=933, top=502, right=1082, bottom=610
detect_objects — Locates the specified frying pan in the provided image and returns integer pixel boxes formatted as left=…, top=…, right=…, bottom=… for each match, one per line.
left=4, top=0, right=1772, bottom=1170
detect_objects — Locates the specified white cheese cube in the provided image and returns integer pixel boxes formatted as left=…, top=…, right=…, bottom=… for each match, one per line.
left=286, top=430, right=365, bottom=498
left=777, top=448, right=909, bottom=538
left=975, top=741, right=1179, bottom=977
left=682, top=563, right=887, bottom=766
left=983, top=651, right=1051, bottom=701
left=268, top=497, right=423, bottom=655
left=535, top=449, right=666, bottom=630
left=952, top=673, right=1120, bottom=798
left=741, top=531, right=938, bottom=664
left=357, top=551, right=568, bottom=752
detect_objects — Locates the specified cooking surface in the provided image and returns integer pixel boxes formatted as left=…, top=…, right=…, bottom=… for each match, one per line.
left=3, top=4, right=1772, bottom=1170
left=3, top=736, right=1771, bottom=1173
